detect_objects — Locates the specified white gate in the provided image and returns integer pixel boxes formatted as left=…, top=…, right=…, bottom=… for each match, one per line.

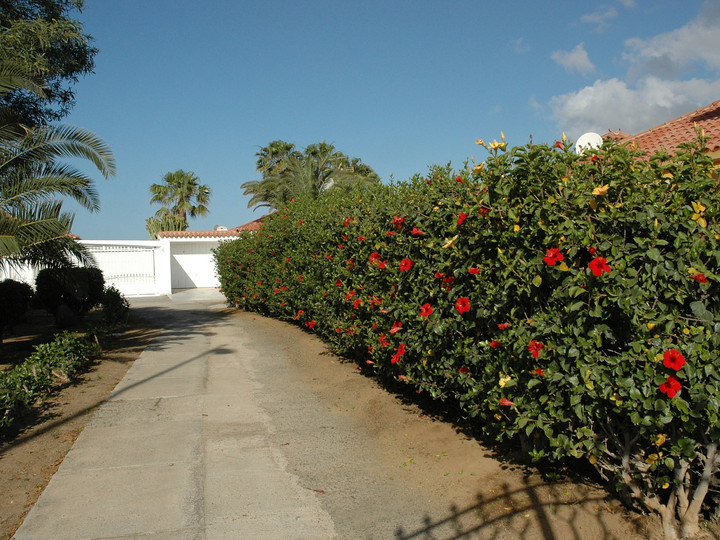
left=82, top=241, right=165, bottom=296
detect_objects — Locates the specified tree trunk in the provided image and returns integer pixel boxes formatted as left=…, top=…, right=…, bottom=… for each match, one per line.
left=659, top=506, right=679, bottom=540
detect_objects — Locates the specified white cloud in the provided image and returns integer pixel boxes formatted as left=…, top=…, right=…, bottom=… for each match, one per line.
left=623, top=2, right=720, bottom=78
left=551, top=43, right=596, bottom=76
left=550, top=77, right=720, bottom=137
left=550, top=2, right=720, bottom=138
left=617, top=0, right=636, bottom=7
left=514, top=38, right=530, bottom=54
left=580, top=7, right=618, bottom=32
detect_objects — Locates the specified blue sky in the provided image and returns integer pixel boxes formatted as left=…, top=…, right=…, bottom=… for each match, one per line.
left=63, top=0, right=720, bottom=239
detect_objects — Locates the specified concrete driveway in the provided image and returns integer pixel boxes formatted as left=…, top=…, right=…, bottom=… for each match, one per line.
left=12, top=289, right=439, bottom=539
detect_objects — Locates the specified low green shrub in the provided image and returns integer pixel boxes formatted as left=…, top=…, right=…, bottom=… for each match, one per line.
left=100, top=286, right=130, bottom=325
left=0, top=331, right=99, bottom=436
left=215, top=132, right=719, bottom=538
left=35, top=267, right=105, bottom=318
left=0, top=279, right=34, bottom=342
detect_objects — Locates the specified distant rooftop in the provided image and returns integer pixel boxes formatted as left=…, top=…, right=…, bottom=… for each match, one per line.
left=604, top=99, right=720, bottom=161
left=156, top=213, right=273, bottom=239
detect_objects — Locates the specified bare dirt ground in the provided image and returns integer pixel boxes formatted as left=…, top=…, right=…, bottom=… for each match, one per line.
left=2, top=306, right=718, bottom=539
left=0, top=310, right=159, bottom=539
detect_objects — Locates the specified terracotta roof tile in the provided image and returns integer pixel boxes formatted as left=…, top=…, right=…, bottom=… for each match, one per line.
left=608, top=100, right=720, bottom=158
left=155, top=213, right=275, bottom=239
left=157, top=229, right=241, bottom=239
left=234, top=213, right=274, bottom=232
left=603, top=130, right=633, bottom=143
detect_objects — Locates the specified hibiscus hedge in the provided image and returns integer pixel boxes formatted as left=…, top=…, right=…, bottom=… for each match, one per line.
left=216, top=132, right=719, bottom=538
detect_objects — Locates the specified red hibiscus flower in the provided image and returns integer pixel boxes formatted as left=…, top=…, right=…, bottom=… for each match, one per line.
left=419, top=303, right=433, bottom=318
left=399, top=258, right=414, bottom=272
left=554, top=141, right=564, bottom=150
left=490, top=340, right=502, bottom=349
left=389, top=321, right=402, bottom=334
left=411, top=227, right=424, bottom=235
left=274, top=288, right=280, bottom=294
left=434, top=271, right=445, bottom=279
left=392, top=215, right=405, bottom=229
left=479, top=207, right=489, bottom=215
left=343, top=217, right=350, bottom=227
left=497, top=323, right=510, bottom=330
left=379, top=334, right=390, bottom=347
left=457, top=212, right=468, bottom=225
left=369, top=251, right=381, bottom=265
left=455, top=297, right=470, bottom=314
left=357, top=236, right=366, bottom=241
left=353, top=299, right=362, bottom=309
left=386, top=230, right=396, bottom=236
left=663, top=349, right=686, bottom=371
left=499, top=397, right=514, bottom=406
left=542, top=248, right=564, bottom=266
left=391, top=343, right=406, bottom=364
left=456, top=175, right=463, bottom=183
left=528, top=340, right=544, bottom=358
left=532, top=367, right=545, bottom=377
left=305, top=320, right=316, bottom=329
left=588, top=257, right=611, bottom=276
left=458, top=366, right=469, bottom=374
left=588, top=246, right=597, bottom=255
left=691, top=273, right=708, bottom=283
left=659, top=375, right=681, bottom=398
left=378, top=260, right=388, bottom=269
left=335, top=279, right=342, bottom=287
left=468, top=267, right=480, bottom=275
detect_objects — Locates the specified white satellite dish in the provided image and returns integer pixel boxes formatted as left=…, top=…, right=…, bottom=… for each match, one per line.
left=575, top=132, right=603, bottom=155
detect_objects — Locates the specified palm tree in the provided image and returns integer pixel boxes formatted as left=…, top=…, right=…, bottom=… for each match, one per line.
left=241, top=140, right=380, bottom=211
left=149, top=169, right=211, bottom=223
left=0, top=68, right=116, bottom=268
left=254, top=139, right=300, bottom=177
left=145, top=211, right=188, bottom=239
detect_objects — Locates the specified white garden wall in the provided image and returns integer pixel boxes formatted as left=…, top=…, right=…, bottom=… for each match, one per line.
left=1, top=236, right=236, bottom=297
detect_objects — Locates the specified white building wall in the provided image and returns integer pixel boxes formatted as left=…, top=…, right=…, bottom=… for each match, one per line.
left=1, top=236, right=231, bottom=297
left=161, top=238, right=224, bottom=289
left=0, top=264, right=38, bottom=286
